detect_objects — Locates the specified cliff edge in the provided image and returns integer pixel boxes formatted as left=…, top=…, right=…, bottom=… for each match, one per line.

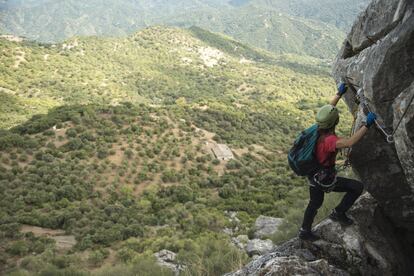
left=227, top=0, right=414, bottom=275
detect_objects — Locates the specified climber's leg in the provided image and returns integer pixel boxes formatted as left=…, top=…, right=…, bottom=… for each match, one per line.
left=329, top=177, right=363, bottom=225
left=332, top=177, right=364, bottom=213
left=301, top=182, right=325, bottom=231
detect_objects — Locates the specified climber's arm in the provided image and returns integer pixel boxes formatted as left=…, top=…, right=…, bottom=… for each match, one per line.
left=336, top=126, right=368, bottom=149
left=336, top=112, right=377, bottom=149
left=330, top=94, right=342, bottom=107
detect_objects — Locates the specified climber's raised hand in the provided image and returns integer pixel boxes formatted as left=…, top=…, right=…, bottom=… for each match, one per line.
left=337, top=82, right=348, bottom=96
left=365, top=112, right=377, bottom=128
left=330, top=82, right=348, bottom=106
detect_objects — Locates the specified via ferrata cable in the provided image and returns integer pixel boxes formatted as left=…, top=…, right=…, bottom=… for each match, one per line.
left=392, top=91, right=414, bottom=136
left=344, top=77, right=394, bottom=144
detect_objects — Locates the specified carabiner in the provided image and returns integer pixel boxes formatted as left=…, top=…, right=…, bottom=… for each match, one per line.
left=374, top=120, right=394, bottom=144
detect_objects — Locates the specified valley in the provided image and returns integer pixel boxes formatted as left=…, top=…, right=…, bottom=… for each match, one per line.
left=0, top=0, right=370, bottom=59
left=0, top=15, right=354, bottom=276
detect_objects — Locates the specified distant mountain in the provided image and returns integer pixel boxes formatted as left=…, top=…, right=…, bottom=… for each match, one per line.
left=239, top=0, right=371, bottom=30
left=0, top=0, right=370, bottom=58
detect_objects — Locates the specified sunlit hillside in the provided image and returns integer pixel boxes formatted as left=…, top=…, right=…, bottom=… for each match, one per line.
left=0, top=0, right=370, bottom=58
left=1, top=26, right=337, bottom=130
left=0, top=26, right=353, bottom=275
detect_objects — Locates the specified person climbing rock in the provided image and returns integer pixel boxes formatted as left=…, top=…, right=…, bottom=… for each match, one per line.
left=298, top=82, right=377, bottom=241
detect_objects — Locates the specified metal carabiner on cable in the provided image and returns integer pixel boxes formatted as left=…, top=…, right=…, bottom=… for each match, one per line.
left=356, top=88, right=395, bottom=144
left=374, top=120, right=394, bottom=143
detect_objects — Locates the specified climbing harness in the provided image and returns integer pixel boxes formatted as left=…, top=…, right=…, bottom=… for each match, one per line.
left=311, top=168, right=338, bottom=193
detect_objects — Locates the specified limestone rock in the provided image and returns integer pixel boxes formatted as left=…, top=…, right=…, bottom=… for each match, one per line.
left=227, top=194, right=407, bottom=276
left=254, top=215, right=284, bottom=239
left=225, top=211, right=241, bottom=223
left=231, top=235, right=249, bottom=250
left=229, top=255, right=348, bottom=276
left=332, top=1, right=414, bottom=269
left=223, top=227, right=234, bottom=236
left=154, top=249, right=184, bottom=275
left=246, top=239, right=274, bottom=256
left=333, top=0, right=414, bottom=235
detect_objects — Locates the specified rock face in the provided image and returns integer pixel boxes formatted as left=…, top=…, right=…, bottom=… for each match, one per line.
left=245, top=239, right=274, bottom=257
left=227, top=194, right=407, bottom=276
left=254, top=215, right=284, bottom=239
left=332, top=0, right=414, bottom=265
left=333, top=0, right=414, bottom=235
left=228, top=0, right=414, bottom=275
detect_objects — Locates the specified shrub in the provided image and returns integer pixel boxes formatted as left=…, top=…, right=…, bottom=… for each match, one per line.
left=0, top=222, right=20, bottom=238
left=43, top=130, right=55, bottom=137
left=66, top=128, right=78, bottom=138
left=219, top=184, right=237, bottom=199
left=88, top=249, right=109, bottom=267
left=97, top=148, right=109, bottom=159
left=116, top=247, right=137, bottom=263
left=125, top=149, right=134, bottom=159
left=178, top=236, right=248, bottom=276
left=20, top=256, right=46, bottom=272
left=7, top=240, right=29, bottom=256
left=38, top=266, right=88, bottom=276
left=226, top=160, right=241, bottom=170
left=95, top=256, right=173, bottom=276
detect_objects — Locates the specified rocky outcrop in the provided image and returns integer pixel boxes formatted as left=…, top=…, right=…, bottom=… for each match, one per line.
left=230, top=256, right=348, bottom=276
left=226, top=213, right=282, bottom=256
left=245, top=239, right=274, bottom=257
left=227, top=194, right=407, bottom=276
left=332, top=0, right=414, bottom=265
left=333, top=0, right=414, bottom=235
left=228, top=0, right=414, bottom=275
left=154, top=249, right=184, bottom=275
left=254, top=215, right=284, bottom=239
left=231, top=235, right=249, bottom=250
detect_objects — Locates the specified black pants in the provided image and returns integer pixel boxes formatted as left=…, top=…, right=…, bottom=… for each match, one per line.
left=301, top=176, right=364, bottom=231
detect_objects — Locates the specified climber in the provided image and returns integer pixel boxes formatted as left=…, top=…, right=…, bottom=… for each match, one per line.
left=298, top=83, right=377, bottom=241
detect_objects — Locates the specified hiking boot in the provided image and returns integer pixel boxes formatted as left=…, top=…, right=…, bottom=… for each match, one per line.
left=329, top=210, right=354, bottom=226
left=298, top=228, right=320, bottom=241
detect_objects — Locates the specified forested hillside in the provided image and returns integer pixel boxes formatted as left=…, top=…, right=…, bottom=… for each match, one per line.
left=0, top=27, right=354, bottom=274
left=0, top=0, right=370, bottom=58
left=0, top=26, right=334, bottom=129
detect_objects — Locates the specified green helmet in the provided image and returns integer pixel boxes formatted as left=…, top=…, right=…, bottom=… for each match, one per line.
left=316, top=105, right=339, bottom=129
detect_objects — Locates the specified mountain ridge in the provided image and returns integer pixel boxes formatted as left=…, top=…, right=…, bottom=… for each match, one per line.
left=0, top=0, right=370, bottom=58
left=0, top=25, right=339, bottom=129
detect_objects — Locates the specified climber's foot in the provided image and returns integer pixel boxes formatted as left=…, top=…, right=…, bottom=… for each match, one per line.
left=329, top=210, right=354, bottom=226
left=298, top=228, right=320, bottom=241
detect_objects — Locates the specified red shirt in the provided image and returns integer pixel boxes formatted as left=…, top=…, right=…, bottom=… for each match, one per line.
left=316, top=134, right=338, bottom=167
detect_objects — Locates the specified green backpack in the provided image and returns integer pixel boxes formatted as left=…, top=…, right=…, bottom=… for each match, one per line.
left=287, top=124, right=321, bottom=176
